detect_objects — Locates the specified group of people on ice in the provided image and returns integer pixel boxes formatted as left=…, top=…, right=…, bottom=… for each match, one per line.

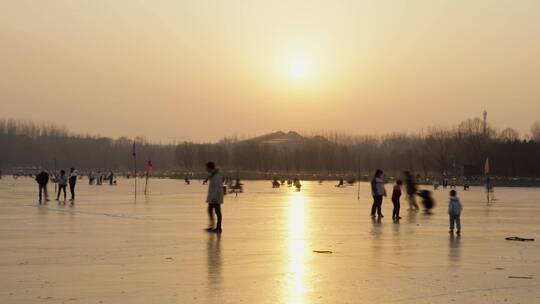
left=370, top=169, right=462, bottom=234
left=32, top=161, right=463, bottom=235
left=35, top=168, right=78, bottom=204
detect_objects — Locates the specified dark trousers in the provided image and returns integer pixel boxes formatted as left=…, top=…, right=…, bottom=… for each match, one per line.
left=371, top=195, right=383, bottom=216
left=392, top=197, right=400, bottom=218
left=38, top=184, right=48, bottom=202
left=57, top=184, right=67, bottom=200
left=69, top=183, right=76, bottom=200
left=449, top=215, right=461, bottom=231
left=207, top=203, right=222, bottom=229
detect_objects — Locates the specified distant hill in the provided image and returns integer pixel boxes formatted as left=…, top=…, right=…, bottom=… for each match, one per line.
left=243, top=131, right=330, bottom=145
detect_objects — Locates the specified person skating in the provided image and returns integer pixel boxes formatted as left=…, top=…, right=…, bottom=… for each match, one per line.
left=392, top=179, right=403, bottom=220
left=35, top=171, right=50, bottom=204
left=204, top=162, right=224, bottom=233
left=68, top=168, right=78, bottom=202
left=370, top=169, right=386, bottom=218
left=56, top=170, right=68, bottom=202
left=448, top=190, right=462, bottom=235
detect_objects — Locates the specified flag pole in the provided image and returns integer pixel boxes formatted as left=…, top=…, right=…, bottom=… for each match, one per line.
left=484, top=157, right=490, bottom=204
left=133, top=141, right=137, bottom=201
left=54, top=157, right=57, bottom=194
left=356, top=149, right=361, bottom=200
left=144, top=160, right=152, bottom=195
left=144, top=170, right=149, bottom=195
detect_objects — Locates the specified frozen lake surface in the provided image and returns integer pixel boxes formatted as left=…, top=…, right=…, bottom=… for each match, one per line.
left=1, top=177, right=539, bottom=303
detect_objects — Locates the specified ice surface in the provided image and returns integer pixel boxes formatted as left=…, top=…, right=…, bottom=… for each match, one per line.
left=1, top=177, right=539, bottom=303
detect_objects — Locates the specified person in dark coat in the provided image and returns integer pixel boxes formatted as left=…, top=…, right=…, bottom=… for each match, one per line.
left=418, top=190, right=435, bottom=213
left=68, top=168, right=78, bottom=202
left=392, top=179, right=403, bottom=220
left=404, top=171, right=419, bottom=211
left=35, top=171, right=50, bottom=204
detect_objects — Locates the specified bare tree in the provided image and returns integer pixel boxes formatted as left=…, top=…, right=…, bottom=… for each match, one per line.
left=531, top=121, right=540, bottom=142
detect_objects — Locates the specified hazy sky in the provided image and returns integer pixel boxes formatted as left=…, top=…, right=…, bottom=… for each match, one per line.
left=1, top=1, right=539, bottom=142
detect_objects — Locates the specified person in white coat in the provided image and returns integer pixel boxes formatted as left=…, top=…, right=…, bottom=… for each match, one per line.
left=204, top=161, right=224, bottom=233
left=370, top=169, right=386, bottom=218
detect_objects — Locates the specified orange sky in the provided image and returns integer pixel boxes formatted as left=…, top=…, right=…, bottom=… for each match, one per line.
left=1, top=1, right=539, bottom=142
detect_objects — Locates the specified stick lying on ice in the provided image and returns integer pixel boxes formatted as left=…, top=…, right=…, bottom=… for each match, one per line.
left=505, top=236, right=535, bottom=242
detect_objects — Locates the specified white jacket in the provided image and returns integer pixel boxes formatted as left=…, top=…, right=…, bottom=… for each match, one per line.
left=206, top=170, right=224, bottom=204
left=371, top=177, right=386, bottom=196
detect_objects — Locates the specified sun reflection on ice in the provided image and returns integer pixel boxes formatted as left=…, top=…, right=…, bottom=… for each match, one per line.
left=285, top=190, right=310, bottom=304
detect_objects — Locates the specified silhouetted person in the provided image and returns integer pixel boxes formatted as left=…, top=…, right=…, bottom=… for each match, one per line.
left=89, top=171, right=95, bottom=185
left=204, top=162, right=224, bottom=233
left=404, top=171, right=419, bottom=211
left=418, top=189, right=435, bottom=213
left=69, top=168, right=78, bottom=202
left=108, top=171, right=114, bottom=185
left=448, top=190, right=462, bottom=235
left=56, top=170, right=68, bottom=201
left=392, top=179, right=403, bottom=220
left=463, top=178, right=470, bottom=191
left=336, top=179, right=344, bottom=187
left=370, top=169, right=386, bottom=218
left=442, top=175, right=448, bottom=189
left=272, top=179, right=280, bottom=188
left=35, top=171, right=50, bottom=204
left=293, top=178, right=301, bottom=191
left=97, top=171, right=103, bottom=185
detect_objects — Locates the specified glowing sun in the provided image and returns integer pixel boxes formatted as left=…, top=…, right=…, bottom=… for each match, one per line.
left=290, top=60, right=309, bottom=79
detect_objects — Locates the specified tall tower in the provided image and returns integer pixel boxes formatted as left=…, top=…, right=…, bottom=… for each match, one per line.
left=482, top=108, right=488, bottom=136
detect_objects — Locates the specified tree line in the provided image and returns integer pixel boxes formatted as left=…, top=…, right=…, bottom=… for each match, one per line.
left=1, top=118, right=540, bottom=178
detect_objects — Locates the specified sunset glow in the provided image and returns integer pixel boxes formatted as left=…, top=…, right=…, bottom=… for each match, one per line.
left=1, top=1, right=540, bottom=141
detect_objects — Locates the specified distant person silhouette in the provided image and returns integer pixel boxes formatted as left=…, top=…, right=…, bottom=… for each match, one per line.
left=418, top=189, right=435, bottom=213
left=35, top=171, right=50, bottom=204
left=293, top=178, right=302, bottom=191
left=204, top=162, right=224, bottom=233
left=108, top=171, right=114, bottom=185
left=56, top=170, right=68, bottom=201
left=88, top=171, right=95, bottom=185
left=392, top=179, right=403, bottom=220
left=448, top=190, right=462, bottom=235
left=463, top=178, right=470, bottom=191
left=404, top=171, right=419, bottom=211
left=442, top=175, right=449, bottom=189
left=97, top=171, right=103, bottom=185
left=370, top=169, right=386, bottom=218
left=68, top=168, right=78, bottom=202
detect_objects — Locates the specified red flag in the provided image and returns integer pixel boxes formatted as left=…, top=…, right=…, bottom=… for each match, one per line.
left=484, top=157, right=490, bottom=175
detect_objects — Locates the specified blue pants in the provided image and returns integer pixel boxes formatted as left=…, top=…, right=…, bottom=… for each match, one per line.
left=449, top=215, right=461, bottom=231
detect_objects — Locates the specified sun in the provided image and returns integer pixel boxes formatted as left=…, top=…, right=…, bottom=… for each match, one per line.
left=290, top=60, right=309, bottom=79
left=270, top=48, right=323, bottom=87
